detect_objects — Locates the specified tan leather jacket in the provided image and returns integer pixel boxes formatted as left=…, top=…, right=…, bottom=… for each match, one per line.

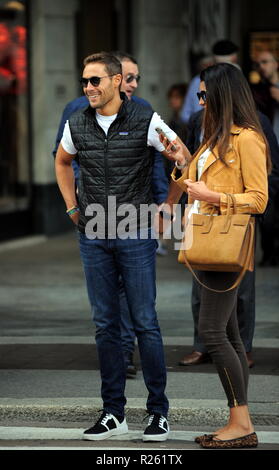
left=172, top=125, right=268, bottom=215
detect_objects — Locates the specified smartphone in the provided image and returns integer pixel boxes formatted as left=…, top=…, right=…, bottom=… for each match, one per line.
left=155, top=127, right=177, bottom=152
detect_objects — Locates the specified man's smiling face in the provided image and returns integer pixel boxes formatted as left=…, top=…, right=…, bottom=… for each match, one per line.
left=82, top=62, right=117, bottom=109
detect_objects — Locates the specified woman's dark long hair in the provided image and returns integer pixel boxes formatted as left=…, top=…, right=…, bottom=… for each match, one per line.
left=200, top=63, right=271, bottom=173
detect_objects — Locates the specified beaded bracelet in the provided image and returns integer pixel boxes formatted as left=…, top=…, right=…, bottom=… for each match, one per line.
left=66, top=206, right=80, bottom=216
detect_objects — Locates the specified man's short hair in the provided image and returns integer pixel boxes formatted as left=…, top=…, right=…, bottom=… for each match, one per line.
left=83, top=52, right=122, bottom=76
left=112, top=50, right=138, bottom=65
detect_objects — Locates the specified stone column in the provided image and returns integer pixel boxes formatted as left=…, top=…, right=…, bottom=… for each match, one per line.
left=131, top=0, right=228, bottom=120
left=132, top=0, right=188, bottom=120
left=30, top=0, right=78, bottom=234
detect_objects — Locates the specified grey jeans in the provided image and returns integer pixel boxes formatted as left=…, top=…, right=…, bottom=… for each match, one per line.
left=198, top=271, right=249, bottom=408
left=192, top=269, right=255, bottom=353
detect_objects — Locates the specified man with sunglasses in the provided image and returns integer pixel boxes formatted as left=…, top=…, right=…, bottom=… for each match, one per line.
left=55, top=51, right=182, bottom=442
left=53, top=52, right=147, bottom=158
left=53, top=51, right=169, bottom=379
left=53, top=51, right=168, bottom=217
left=180, top=40, right=239, bottom=125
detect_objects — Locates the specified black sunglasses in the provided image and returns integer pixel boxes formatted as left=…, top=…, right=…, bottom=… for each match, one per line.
left=197, top=91, right=207, bottom=102
left=125, top=74, right=141, bottom=84
left=80, top=75, right=116, bottom=87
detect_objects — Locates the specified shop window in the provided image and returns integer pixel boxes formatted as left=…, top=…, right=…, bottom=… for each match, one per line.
left=0, top=0, right=29, bottom=214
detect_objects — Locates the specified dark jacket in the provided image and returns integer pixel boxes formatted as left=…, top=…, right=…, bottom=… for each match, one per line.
left=69, top=93, right=154, bottom=234
left=251, top=81, right=278, bottom=124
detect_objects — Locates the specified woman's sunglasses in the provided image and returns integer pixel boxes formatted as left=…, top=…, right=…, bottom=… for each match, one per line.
left=197, top=91, right=207, bottom=102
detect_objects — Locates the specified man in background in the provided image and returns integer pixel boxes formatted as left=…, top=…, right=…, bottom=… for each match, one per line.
left=180, top=39, right=239, bottom=125
left=251, top=50, right=279, bottom=143
left=251, top=50, right=279, bottom=265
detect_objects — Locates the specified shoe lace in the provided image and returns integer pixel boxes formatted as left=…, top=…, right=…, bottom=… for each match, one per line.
left=97, top=410, right=113, bottom=426
left=142, top=412, right=163, bottom=426
left=159, top=416, right=165, bottom=428
left=101, top=414, right=112, bottom=426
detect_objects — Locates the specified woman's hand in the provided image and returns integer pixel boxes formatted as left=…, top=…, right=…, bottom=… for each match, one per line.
left=185, top=179, right=220, bottom=204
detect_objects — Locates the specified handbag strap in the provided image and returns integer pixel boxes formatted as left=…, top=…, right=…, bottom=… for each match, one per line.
left=182, top=207, right=255, bottom=294
left=227, top=193, right=237, bottom=214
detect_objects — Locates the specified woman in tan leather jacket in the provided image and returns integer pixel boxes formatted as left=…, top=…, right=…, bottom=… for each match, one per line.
left=162, top=63, right=271, bottom=449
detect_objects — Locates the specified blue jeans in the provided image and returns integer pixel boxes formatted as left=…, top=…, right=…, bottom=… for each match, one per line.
left=79, top=231, right=169, bottom=418
left=119, top=278, right=136, bottom=356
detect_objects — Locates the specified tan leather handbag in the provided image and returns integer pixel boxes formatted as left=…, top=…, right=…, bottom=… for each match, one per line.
left=178, top=194, right=255, bottom=292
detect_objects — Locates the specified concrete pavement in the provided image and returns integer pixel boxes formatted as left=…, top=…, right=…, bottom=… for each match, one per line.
left=0, top=231, right=278, bottom=444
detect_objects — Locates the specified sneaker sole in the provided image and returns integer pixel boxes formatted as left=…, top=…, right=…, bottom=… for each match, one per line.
left=142, top=432, right=169, bottom=442
left=83, top=424, right=129, bottom=441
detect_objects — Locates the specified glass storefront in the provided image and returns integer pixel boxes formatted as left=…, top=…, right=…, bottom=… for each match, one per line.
left=0, top=0, right=30, bottom=222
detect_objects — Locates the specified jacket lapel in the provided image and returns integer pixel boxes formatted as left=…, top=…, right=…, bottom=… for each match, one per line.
left=190, top=125, right=242, bottom=179
left=200, top=150, right=218, bottom=176
left=190, top=145, right=219, bottom=180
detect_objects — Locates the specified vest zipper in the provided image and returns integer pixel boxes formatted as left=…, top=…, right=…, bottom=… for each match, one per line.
left=224, top=367, right=239, bottom=407
left=104, top=138, right=109, bottom=228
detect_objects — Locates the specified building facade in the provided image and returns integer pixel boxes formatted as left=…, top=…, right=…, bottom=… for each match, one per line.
left=0, top=0, right=277, bottom=240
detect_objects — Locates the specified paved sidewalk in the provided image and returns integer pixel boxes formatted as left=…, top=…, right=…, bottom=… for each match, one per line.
left=0, top=426, right=278, bottom=450
left=0, top=232, right=278, bottom=428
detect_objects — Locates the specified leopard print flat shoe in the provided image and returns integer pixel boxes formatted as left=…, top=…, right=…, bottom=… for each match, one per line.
left=194, top=434, right=215, bottom=444
left=200, top=432, right=258, bottom=449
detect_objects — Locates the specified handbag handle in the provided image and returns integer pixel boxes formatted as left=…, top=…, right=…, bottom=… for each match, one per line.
left=202, top=193, right=236, bottom=235
left=227, top=193, right=237, bottom=214
left=221, top=193, right=237, bottom=234
left=181, top=195, right=255, bottom=293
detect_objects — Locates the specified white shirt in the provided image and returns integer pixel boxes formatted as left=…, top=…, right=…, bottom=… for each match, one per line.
left=187, top=148, right=211, bottom=219
left=61, top=111, right=177, bottom=155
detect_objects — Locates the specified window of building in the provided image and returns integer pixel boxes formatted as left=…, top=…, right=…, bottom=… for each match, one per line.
left=0, top=0, right=29, bottom=215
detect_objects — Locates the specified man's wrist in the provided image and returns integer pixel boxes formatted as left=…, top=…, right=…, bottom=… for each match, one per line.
left=175, top=159, right=188, bottom=170
left=66, top=205, right=80, bottom=216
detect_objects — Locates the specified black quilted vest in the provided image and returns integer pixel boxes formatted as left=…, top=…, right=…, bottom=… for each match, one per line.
left=69, top=93, right=154, bottom=236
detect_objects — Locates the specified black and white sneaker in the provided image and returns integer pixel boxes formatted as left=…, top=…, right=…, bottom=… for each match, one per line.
left=142, top=413, right=169, bottom=442
left=83, top=411, right=128, bottom=441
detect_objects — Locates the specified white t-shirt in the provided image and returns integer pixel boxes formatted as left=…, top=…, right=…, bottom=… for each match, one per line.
left=187, top=148, right=211, bottom=219
left=61, top=111, right=177, bottom=155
